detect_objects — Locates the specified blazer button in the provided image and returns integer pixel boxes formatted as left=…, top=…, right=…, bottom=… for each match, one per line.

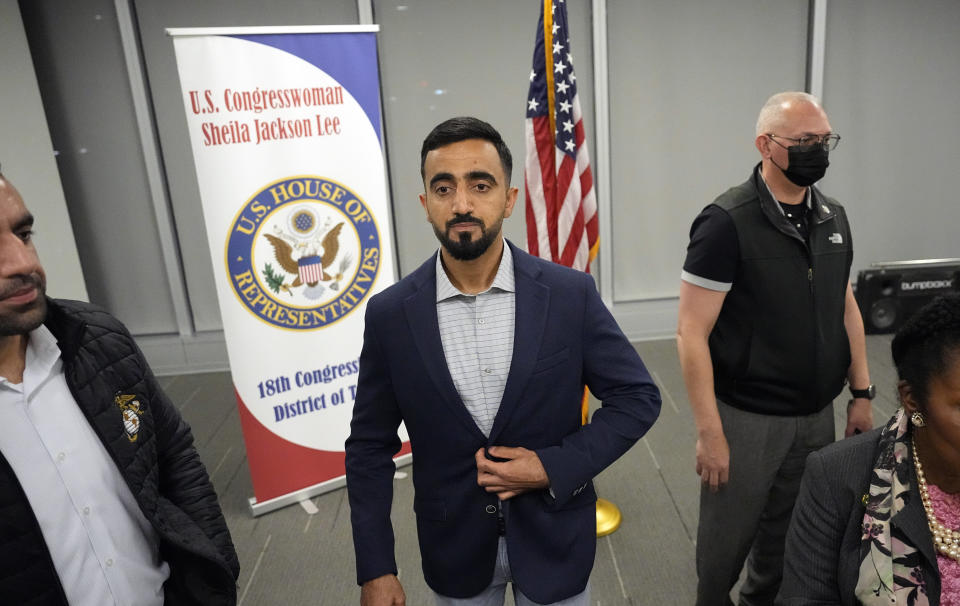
left=485, top=504, right=497, bottom=514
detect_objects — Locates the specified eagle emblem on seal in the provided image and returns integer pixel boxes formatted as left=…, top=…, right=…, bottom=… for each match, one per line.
left=261, top=206, right=354, bottom=301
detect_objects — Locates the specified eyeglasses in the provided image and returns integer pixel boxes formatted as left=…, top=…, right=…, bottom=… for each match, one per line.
left=767, top=133, right=841, bottom=151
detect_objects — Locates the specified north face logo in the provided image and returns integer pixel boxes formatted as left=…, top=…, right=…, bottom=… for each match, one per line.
left=828, top=233, right=843, bottom=244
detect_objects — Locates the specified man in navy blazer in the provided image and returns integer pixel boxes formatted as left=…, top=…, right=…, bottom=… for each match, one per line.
left=345, top=117, right=661, bottom=606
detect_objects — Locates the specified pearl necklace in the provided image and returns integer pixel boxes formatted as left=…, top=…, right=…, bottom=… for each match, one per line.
left=913, top=437, right=960, bottom=562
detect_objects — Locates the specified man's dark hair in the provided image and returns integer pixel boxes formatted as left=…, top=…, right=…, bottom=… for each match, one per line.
left=420, top=117, right=512, bottom=184
left=891, top=293, right=960, bottom=406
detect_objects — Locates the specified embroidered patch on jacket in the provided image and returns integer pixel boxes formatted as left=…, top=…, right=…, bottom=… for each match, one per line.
left=829, top=233, right=843, bottom=244
left=115, top=394, right=143, bottom=443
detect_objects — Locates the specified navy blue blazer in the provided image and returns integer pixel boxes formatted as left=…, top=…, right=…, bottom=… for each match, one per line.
left=345, top=241, right=661, bottom=603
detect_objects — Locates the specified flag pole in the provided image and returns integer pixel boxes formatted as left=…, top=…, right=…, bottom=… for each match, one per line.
left=583, top=388, right=622, bottom=536
left=527, top=0, right=621, bottom=537
left=588, top=0, right=620, bottom=538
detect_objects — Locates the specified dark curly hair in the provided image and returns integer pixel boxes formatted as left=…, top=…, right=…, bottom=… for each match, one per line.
left=891, top=293, right=960, bottom=406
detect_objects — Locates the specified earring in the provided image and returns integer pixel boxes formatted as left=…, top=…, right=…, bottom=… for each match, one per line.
left=911, top=411, right=927, bottom=428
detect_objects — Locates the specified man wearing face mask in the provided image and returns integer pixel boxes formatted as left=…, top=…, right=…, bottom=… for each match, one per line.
left=676, top=91, right=874, bottom=606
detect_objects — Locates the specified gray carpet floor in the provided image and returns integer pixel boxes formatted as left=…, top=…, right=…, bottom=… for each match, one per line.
left=158, top=333, right=899, bottom=605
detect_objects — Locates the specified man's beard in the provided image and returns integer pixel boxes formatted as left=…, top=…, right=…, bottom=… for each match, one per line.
left=432, top=213, right=503, bottom=261
left=0, top=274, right=47, bottom=337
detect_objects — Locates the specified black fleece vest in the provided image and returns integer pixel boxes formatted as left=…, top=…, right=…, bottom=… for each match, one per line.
left=709, top=167, right=853, bottom=415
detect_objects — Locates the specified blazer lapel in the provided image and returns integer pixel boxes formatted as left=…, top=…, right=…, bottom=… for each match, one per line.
left=488, top=247, right=549, bottom=444
left=892, top=477, right=938, bottom=570
left=403, top=255, right=486, bottom=439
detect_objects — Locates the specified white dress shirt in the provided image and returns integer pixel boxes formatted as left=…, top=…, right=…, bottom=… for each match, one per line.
left=0, top=324, right=169, bottom=605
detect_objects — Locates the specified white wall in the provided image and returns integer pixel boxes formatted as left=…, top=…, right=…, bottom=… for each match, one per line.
left=10, top=0, right=960, bottom=367
left=822, top=0, right=960, bottom=276
left=608, top=0, right=808, bottom=302
left=0, top=0, right=87, bottom=302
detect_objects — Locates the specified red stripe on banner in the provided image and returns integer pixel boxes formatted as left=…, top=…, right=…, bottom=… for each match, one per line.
left=235, top=388, right=410, bottom=503
left=524, top=179, right=540, bottom=258
left=532, top=115, right=559, bottom=261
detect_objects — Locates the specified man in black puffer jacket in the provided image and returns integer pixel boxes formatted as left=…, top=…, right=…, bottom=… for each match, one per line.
left=0, top=172, right=239, bottom=605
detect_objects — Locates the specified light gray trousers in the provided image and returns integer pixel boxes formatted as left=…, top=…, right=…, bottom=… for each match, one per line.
left=695, top=399, right=835, bottom=606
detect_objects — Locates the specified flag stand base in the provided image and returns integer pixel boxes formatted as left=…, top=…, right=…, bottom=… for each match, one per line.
left=596, top=498, right=622, bottom=536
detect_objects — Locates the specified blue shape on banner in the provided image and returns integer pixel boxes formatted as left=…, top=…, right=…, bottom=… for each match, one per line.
left=231, top=32, right=383, bottom=141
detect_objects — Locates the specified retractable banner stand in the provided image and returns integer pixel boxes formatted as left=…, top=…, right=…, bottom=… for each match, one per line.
left=168, top=26, right=406, bottom=516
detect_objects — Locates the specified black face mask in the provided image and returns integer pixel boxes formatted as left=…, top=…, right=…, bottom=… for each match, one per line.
left=773, top=143, right=829, bottom=187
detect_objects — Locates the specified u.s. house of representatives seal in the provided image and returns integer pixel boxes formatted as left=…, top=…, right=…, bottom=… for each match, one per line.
left=226, top=176, right=381, bottom=330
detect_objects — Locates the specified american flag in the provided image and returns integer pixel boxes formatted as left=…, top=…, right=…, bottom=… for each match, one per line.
left=524, top=0, right=598, bottom=273
left=298, top=255, right=324, bottom=284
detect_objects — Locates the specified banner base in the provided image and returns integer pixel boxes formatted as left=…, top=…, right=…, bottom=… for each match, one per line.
left=247, top=453, right=412, bottom=517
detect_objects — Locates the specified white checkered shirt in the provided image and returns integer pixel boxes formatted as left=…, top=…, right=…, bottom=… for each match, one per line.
left=435, top=243, right=516, bottom=437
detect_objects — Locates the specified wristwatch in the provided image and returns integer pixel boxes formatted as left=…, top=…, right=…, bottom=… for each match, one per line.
left=849, top=384, right=876, bottom=400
